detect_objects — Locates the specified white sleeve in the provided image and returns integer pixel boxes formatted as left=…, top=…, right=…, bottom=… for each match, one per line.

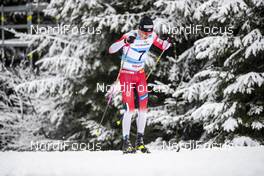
left=108, top=31, right=137, bottom=54
left=108, top=39, right=126, bottom=54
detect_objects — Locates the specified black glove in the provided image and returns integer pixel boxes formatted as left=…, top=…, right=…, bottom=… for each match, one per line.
left=125, top=35, right=136, bottom=44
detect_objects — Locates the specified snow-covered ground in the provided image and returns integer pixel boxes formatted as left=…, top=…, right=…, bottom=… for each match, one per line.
left=0, top=147, right=264, bottom=176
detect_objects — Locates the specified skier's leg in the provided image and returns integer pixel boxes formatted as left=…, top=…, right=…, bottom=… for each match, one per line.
left=135, top=71, right=150, bottom=153
left=122, top=108, right=135, bottom=153
left=137, top=93, right=148, bottom=134
left=119, top=72, right=135, bottom=139
left=122, top=105, right=133, bottom=139
left=137, top=110, right=147, bottom=134
left=136, top=70, right=148, bottom=134
left=119, top=71, right=136, bottom=153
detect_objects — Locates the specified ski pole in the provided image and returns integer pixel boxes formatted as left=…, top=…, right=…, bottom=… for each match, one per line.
left=95, top=61, right=123, bottom=137
left=146, top=38, right=170, bottom=80
left=96, top=45, right=131, bottom=137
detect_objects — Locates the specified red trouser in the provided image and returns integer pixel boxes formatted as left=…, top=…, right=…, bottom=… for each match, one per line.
left=119, top=69, right=148, bottom=112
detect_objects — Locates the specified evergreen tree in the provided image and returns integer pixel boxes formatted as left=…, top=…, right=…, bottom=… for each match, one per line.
left=148, top=0, right=264, bottom=144
left=1, top=0, right=263, bottom=150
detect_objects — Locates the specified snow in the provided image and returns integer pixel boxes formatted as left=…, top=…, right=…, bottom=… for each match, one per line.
left=194, top=36, right=229, bottom=60
left=80, top=120, right=115, bottom=141
left=193, top=0, right=248, bottom=23
left=251, top=121, right=264, bottom=130
left=15, top=76, right=72, bottom=97
left=191, top=102, right=225, bottom=121
left=222, top=117, right=238, bottom=132
left=242, top=29, right=264, bottom=58
left=154, top=0, right=192, bottom=17
left=245, top=38, right=264, bottom=58
left=2, top=0, right=264, bottom=166
left=209, top=0, right=247, bottom=22
left=242, top=29, right=262, bottom=46
left=224, top=72, right=264, bottom=95
left=1, top=39, right=30, bottom=47
left=252, top=0, right=264, bottom=7
left=232, top=136, right=261, bottom=146
left=1, top=147, right=264, bottom=176
left=174, top=77, right=220, bottom=102
left=248, top=104, right=263, bottom=116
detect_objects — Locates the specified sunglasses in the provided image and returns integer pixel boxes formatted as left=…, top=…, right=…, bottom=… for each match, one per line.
left=140, top=30, right=152, bottom=37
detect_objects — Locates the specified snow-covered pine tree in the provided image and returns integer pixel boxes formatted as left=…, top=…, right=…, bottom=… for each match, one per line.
left=147, top=0, right=264, bottom=144
left=14, top=0, right=113, bottom=146
left=0, top=60, right=47, bottom=150
left=2, top=0, right=263, bottom=150
left=14, top=0, right=167, bottom=148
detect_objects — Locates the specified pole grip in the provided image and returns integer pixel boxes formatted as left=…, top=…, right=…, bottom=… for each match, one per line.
left=146, top=38, right=170, bottom=80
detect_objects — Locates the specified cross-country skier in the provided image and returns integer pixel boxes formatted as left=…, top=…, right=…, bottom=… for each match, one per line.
left=109, top=16, right=171, bottom=154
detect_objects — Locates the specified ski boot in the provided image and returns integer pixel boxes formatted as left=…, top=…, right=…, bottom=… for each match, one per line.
left=135, top=133, right=150, bottom=153
left=122, top=136, right=136, bottom=154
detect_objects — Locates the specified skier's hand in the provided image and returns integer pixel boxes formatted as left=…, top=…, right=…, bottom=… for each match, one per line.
left=163, top=39, right=171, bottom=50
left=125, top=35, right=136, bottom=44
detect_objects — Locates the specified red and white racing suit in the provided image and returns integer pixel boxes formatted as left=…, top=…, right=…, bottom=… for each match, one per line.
left=109, top=30, right=170, bottom=111
left=109, top=30, right=170, bottom=137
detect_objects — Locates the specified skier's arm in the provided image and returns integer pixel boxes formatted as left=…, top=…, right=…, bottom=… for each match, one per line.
left=108, top=35, right=126, bottom=54
left=153, top=33, right=171, bottom=51
left=109, top=32, right=137, bottom=54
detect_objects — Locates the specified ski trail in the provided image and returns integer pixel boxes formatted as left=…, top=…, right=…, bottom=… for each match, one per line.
left=0, top=147, right=264, bottom=176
